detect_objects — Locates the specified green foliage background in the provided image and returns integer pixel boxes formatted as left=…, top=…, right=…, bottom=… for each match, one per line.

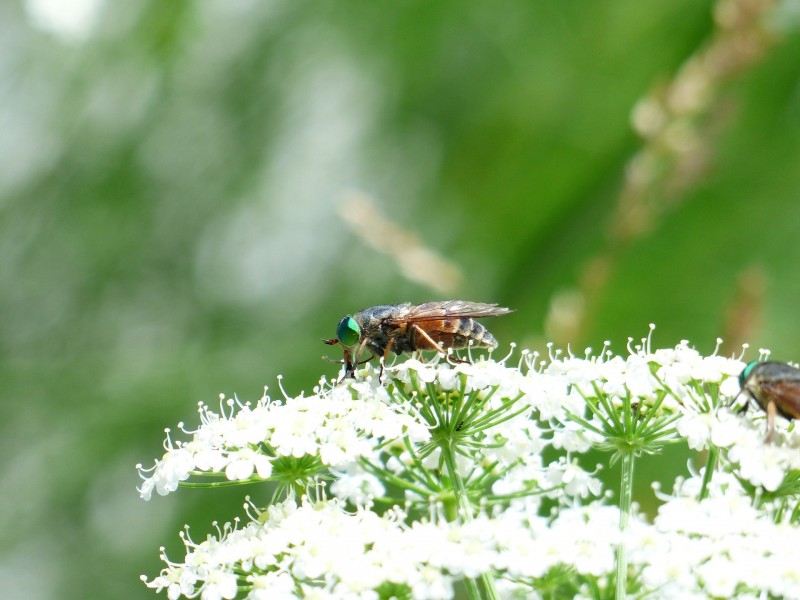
left=1, top=0, right=799, bottom=598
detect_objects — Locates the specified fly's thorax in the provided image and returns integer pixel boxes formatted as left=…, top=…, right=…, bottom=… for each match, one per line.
left=353, top=304, right=407, bottom=327
left=741, top=362, right=773, bottom=410
left=353, top=305, right=400, bottom=358
left=744, top=362, right=800, bottom=395
left=751, top=361, right=800, bottom=383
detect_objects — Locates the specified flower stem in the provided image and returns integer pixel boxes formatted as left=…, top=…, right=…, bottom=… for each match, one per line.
left=440, top=441, right=498, bottom=600
left=698, top=445, right=718, bottom=501
left=616, top=450, right=635, bottom=600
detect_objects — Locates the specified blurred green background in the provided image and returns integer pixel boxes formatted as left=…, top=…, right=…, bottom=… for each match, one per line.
left=2, top=0, right=800, bottom=598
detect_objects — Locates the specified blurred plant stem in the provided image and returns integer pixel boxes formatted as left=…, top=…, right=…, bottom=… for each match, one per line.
left=338, top=191, right=464, bottom=295
left=616, top=451, right=635, bottom=600
left=721, top=264, right=766, bottom=354
left=545, top=0, right=779, bottom=346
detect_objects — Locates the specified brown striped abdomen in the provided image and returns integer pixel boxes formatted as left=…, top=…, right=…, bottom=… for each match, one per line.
left=412, top=318, right=498, bottom=351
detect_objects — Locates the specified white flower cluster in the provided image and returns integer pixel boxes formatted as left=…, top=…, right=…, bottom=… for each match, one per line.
left=335, top=356, right=606, bottom=510
left=144, top=498, right=459, bottom=600
left=642, top=472, right=800, bottom=599
left=385, top=338, right=747, bottom=454
left=143, top=488, right=800, bottom=600
left=137, top=379, right=429, bottom=500
left=539, top=338, right=744, bottom=416
left=389, top=355, right=528, bottom=402
left=495, top=503, right=626, bottom=581
left=141, top=336, right=800, bottom=600
left=694, top=407, right=800, bottom=491
left=143, top=498, right=641, bottom=600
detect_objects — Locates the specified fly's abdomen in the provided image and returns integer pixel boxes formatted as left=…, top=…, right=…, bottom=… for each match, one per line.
left=414, top=318, right=498, bottom=351
left=457, top=318, right=498, bottom=349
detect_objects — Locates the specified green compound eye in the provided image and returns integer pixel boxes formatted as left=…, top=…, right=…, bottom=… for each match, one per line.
left=739, top=360, right=759, bottom=389
left=336, top=316, right=361, bottom=347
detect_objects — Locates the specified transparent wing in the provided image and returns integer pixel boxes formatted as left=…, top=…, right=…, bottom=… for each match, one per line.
left=384, top=300, right=512, bottom=324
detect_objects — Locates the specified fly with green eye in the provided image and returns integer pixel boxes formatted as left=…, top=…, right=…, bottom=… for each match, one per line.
left=738, top=360, right=800, bottom=443
left=323, top=300, right=512, bottom=378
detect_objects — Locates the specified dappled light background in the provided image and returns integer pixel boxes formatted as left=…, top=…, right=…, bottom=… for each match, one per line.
left=2, top=0, right=800, bottom=598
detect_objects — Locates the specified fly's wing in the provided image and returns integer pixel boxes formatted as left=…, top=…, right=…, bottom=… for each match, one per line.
left=384, top=300, right=512, bottom=324
left=761, top=380, right=800, bottom=419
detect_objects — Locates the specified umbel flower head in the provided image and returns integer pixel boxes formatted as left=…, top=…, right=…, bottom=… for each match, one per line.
left=139, top=333, right=800, bottom=600
left=136, top=376, right=430, bottom=502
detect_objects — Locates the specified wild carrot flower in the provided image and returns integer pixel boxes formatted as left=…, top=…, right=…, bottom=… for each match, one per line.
left=140, top=334, right=800, bottom=599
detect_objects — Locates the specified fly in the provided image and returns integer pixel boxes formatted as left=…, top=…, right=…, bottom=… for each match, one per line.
left=738, top=360, right=800, bottom=442
left=323, top=300, right=512, bottom=378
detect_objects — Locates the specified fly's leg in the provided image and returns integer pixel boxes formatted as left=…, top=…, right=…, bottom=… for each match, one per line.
left=410, top=324, right=468, bottom=364
left=323, top=339, right=375, bottom=381
left=376, top=343, right=394, bottom=379
left=352, top=337, right=369, bottom=370
left=411, top=324, right=445, bottom=354
left=765, top=400, right=777, bottom=443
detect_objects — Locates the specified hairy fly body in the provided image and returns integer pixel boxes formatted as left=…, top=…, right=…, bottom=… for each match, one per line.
left=323, top=300, right=512, bottom=378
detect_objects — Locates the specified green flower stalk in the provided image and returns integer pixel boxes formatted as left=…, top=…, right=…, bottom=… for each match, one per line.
left=394, top=364, right=531, bottom=600
left=554, top=331, right=686, bottom=598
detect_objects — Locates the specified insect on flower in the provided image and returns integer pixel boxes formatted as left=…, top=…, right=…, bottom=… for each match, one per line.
left=323, top=300, right=512, bottom=378
left=738, top=360, right=800, bottom=443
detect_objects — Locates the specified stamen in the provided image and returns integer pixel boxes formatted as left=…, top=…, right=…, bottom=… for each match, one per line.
left=737, top=343, right=749, bottom=361
left=276, top=374, right=291, bottom=402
